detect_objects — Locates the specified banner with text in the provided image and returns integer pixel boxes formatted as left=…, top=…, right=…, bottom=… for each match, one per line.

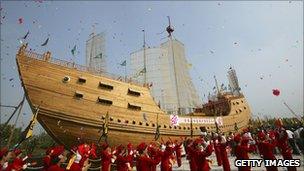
left=170, top=115, right=223, bottom=126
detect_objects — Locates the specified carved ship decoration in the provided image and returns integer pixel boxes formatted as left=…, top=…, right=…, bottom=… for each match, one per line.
left=16, top=44, right=251, bottom=148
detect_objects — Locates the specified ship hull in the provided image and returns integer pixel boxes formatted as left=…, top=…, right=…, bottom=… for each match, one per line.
left=16, top=46, right=251, bottom=147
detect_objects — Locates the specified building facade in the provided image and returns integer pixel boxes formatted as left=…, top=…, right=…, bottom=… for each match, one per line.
left=130, top=38, right=201, bottom=114
left=85, top=32, right=106, bottom=72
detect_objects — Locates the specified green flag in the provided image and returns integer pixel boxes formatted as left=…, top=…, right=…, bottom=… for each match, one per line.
left=71, top=45, right=76, bottom=56
left=120, top=60, right=126, bottom=66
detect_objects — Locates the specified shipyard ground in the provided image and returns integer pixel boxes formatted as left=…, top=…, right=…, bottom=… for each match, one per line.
left=170, top=154, right=304, bottom=171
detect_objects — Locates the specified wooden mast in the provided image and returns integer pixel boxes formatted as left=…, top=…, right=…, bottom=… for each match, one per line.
left=143, top=29, right=147, bottom=84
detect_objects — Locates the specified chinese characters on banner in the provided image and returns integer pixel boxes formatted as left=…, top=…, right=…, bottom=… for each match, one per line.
left=170, top=115, right=223, bottom=126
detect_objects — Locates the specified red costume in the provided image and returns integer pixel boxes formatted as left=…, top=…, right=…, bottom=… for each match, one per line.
left=235, top=138, right=256, bottom=171
left=219, top=137, right=230, bottom=171
left=275, top=120, right=296, bottom=171
left=146, top=144, right=161, bottom=171
left=46, top=146, right=65, bottom=171
left=174, top=141, right=182, bottom=167
left=212, top=137, right=222, bottom=166
left=115, top=153, right=132, bottom=171
left=195, top=144, right=213, bottom=171
left=101, top=149, right=112, bottom=171
left=257, top=131, right=278, bottom=171
left=47, top=165, right=65, bottom=171
left=186, top=143, right=197, bottom=171
left=6, top=158, right=25, bottom=171
left=43, top=155, right=52, bottom=171
left=160, top=142, right=175, bottom=171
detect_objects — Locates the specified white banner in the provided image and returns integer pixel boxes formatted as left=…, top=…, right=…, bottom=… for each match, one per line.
left=170, top=116, right=223, bottom=126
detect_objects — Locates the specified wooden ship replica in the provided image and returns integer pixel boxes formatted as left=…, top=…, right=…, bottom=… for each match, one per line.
left=16, top=23, right=251, bottom=148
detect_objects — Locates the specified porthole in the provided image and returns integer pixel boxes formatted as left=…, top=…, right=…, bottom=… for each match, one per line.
left=164, top=125, right=167, bottom=128
left=236, top=110, right=238, bottom=114
left=152, top=123, right=155, bottom=127
left=132, top=121, right=136, bottom=124
left=117, top=119, right=121, bottom=123
left=232, top=102, right=235, bottom=105
left=244, top=107, right=247, bottom=110
left=146, top=123, right=149, bottom=126
left=110, top=117, right=113, bottom=121
left=125, top=120, right=129, bottom=124
left=62, top=76, right=70, bottom=83
left=78, top=77, right=86, bottom=83
left=183, top=127, right=186, bottom=130
left=187, top=127, right=190, bottom=130
left=75, top=91, right=84, bottom=99
left=139, top=122, right=143, bottom=125
left=174, top=126, right=177, bottom=129
left=101, top=115, right=105, bottom=119
left=195, top=127, right=198, bottom=130
left=236, top=102, right=239, bottom=105
left=239, top=109, right=242, bottom=113
left=179, top=126, right=181, bottom=130
left=241, top=100, right=244, bottom=103
left=169, top=126, right=172, bottom=129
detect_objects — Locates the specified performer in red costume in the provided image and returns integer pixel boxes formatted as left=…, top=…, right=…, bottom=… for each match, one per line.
left=212, top=133, right=222, bottom=166
left=47, top=146, right=66, bottom=171
left=68, top=143, right=95, bottom=171
left=235, top=134, right=256, bottom=171
left=219, top=135, right=231, bottom=171
left=194, top=138, right=213, bottom=171
left=256, top=131, right=278, bottom=171
left=5, top=149, right=27, bottom=171
left=174, top=140, right=183, bottom=167
left=43, top=147, right=54, bottom=171
left=136, top=142, right=161, bottom=171
left=274, top=119, right=297, bottom=171
left=100, top=143, right=114, bottom=171
left=186, top=139, right=198, bottom=171
left=147, top=143, right=162, bottom=171
left=115, top=145, right=132, bottom=171
left=160, top=141, right=175, bottom=171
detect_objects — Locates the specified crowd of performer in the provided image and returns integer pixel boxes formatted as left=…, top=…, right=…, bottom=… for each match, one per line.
left=0, top=119, right=303, bottom=171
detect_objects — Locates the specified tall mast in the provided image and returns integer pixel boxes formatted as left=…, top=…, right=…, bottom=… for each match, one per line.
left=142, top=29, right=147, bottom=84
left=214, top=75, right=221, bottom=97
left=167, top=16, right=181, bottom=114
left=90, top=24, right=96, bottom=70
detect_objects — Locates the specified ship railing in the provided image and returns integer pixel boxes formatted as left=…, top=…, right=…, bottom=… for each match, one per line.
left=23, top=50, right=143, bottom=86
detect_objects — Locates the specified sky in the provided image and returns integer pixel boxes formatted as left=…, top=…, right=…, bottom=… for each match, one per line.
left=0, top=1, right=303, bottom=134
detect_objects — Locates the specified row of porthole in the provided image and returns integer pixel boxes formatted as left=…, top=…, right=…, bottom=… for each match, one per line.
left=102, top=116, right=212, bottom=130
left=221, top=120, right=244, bottom=128
left=235, top=106, right=247, bottom=114
left=232, top=100, right=244, bottom=106
left=102, top=116, right=245, bottom=131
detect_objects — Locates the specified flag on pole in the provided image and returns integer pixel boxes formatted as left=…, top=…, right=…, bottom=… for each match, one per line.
left=18, top=108, right=39, bottom=146
left=71, top=45, right=77, bottom=56
left=139, top=67, right=146, bottom=74
left=94, top=53, right=102, bottom=58
left=120, top=60, right=126, bottom=66
left=22, top=31, right=30, bottom=39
